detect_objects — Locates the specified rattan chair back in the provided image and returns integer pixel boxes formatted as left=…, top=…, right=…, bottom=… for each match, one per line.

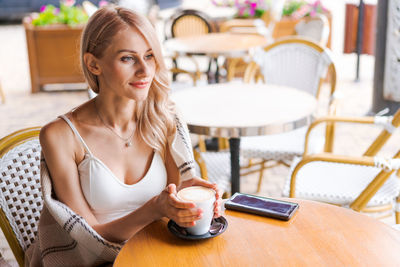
left=245, top=37, right=336, bottom=99
left=295, top=14, right=330, bottom=46
left=169, top=9, right=213, bottom=38
left=0, top=127, right=42, bottom=266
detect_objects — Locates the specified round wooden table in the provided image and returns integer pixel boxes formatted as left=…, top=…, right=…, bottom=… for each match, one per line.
left=164, top=32, right=268, bottom=57
left=114, top=199, right=400, bottom=266
left=164, top=33, right=268, bottom=83
left=170, top=83, right=316, bottom=193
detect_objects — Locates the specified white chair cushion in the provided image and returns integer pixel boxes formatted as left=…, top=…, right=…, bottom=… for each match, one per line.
left=283, top=157, right=400, bottom=207
left=240, top=126, right=325, bottom=161
left=194, top=151, right=231, bottom=194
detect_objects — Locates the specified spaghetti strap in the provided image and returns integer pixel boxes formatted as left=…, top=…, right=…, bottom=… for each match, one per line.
left=59, top=115, right=93, bottom=155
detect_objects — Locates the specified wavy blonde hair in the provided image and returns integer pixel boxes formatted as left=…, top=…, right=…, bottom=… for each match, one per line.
left=81, top=6, right=176, bottom=159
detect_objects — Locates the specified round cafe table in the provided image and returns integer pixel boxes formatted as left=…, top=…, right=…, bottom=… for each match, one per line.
left=170, top=83, right=317, bottom=194
left=164, top=33, right=268, bottom=83
left=164, top=32, right=268, bottom=57
left=114, top=199, right=400, bottom=266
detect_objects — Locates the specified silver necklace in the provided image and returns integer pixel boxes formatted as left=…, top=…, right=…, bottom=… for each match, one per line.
left=94, top=100, right=136, bottom=147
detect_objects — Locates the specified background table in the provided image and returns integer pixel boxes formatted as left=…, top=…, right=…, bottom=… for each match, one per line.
left=114, top=199, right=400, bottom=266
left=170, top=83, right=317, bottom=193
left=164, top=33, right=268, bottom=83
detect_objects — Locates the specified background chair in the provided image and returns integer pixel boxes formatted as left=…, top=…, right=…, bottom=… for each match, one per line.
left=295, top=13, right=330, bottom=47
left=240, top=37, right=337, bottom=192
left=221, top=0, right=286, bottom=81
left=164, top=9, right=215, bottom=85
left=285, top=108, right=400, bottom=222
left=193, top=142, right=231, bottom=197
left=0, top=127, right=42, bottom=266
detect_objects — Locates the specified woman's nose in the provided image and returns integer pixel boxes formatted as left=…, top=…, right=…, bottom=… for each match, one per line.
left=136, top=60, right=151, bottom=77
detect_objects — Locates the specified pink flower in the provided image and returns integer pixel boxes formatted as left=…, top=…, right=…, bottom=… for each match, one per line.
left=54, top=8, right=60, bottom=14
left=99, top=0, right=108, bottom=7
left=249, top=2, right=257, bottom=16
left=292, top=5, right=311, bottom=20
left=238, top=6, right=246, bottom=16
left=64, top=0, right=76, bottom=7
left=234, top=0, right=241, bottom=9
left=39, top=5, right=47, bottom=13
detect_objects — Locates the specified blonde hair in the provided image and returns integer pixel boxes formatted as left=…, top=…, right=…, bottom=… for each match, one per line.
left=81, top=6, right=176, bottom=159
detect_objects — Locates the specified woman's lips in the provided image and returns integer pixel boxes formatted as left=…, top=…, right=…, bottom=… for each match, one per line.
left=129, top=81, right=149, bottom=89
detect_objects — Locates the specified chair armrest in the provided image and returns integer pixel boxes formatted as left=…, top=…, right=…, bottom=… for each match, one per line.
left=303, top=115, right=394, bottom=155
left=290, top=152, right=400, bottom=211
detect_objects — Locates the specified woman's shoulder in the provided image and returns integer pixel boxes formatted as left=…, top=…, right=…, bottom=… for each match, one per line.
left=40, top=99, right=93, bottom=143
left=39, top=114, right=74, bottom=148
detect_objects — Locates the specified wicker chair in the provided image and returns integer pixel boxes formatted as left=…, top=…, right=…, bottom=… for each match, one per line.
left=0, top=127, right=42, bottom=266
left=240, top=37, right=337, bottom=193
left=285, top=108, right=400, bottom=223
left=221, top=0, right=285, bottom=82
left=164, top=9, right=215, bottom=85
left=295, top=13, right=330, bottom=47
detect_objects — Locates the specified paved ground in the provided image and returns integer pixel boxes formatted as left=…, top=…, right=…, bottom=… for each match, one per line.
left=0, top=0, right=398, bottom=264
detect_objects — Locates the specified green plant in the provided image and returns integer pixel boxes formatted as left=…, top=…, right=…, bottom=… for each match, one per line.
left=211, top=0, right=271, bottom=18
left=283, top=0, right=328, bottom=19
left=31, top=1, right=89, bottom=26
left=282, top=1, right=305, bottom=17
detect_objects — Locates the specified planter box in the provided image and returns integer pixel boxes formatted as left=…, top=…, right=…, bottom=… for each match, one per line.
left=273, top=12, right=332, bottom=49
left=24, top=19, right=85, bottom=93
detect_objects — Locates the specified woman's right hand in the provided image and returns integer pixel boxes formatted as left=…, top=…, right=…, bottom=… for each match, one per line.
left=155, top=184, right=202, bottom=228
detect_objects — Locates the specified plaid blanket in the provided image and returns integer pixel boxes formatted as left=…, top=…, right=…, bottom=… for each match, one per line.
left=25, top=115, right=196, bottom=266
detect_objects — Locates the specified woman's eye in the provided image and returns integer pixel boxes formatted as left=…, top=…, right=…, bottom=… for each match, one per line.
left=121, top=56, right=135, bottom=63
left=145, top=54, right=154, bottom=60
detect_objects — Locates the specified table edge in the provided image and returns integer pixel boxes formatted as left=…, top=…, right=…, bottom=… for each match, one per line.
left=187, top=114, right=315, bottom=138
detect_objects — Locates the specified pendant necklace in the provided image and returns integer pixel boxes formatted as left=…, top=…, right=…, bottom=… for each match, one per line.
left=94, top=99, right=136, bottom=147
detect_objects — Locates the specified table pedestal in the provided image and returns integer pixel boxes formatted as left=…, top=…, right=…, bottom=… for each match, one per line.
left=229, top=138, right=240, bottom=194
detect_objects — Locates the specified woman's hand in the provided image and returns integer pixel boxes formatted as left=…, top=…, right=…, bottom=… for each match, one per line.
left=155, top=184, right=202, bottom=228
left=178, top=177, right=223, bottom=219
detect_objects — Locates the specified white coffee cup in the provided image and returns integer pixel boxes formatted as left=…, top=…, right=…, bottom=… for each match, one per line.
left=177, top=186, right=216, bottom=235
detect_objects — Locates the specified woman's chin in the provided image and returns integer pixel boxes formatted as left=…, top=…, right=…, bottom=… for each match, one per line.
left=129, top=91, right=149, bottom=102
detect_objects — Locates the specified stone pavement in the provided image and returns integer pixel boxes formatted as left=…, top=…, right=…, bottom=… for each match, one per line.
left=0, top=1, right=398, bottom=264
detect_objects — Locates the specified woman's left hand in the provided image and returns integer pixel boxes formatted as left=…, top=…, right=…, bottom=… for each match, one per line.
left=178, top=177, right=222, bottom=218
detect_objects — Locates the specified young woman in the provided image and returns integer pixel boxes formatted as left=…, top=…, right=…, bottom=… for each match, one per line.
left=39, top=5, right=221, bottom=244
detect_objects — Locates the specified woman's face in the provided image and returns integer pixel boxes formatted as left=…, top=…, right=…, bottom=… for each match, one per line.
left=96, top=26, right=156, bottom=101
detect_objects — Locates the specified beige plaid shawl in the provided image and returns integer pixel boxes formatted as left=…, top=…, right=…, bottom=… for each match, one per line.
left=25, top=115, right=196, bottom=266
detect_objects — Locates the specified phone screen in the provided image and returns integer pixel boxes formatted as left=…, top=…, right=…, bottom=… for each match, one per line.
left=231, top=194, right=295, bottom=215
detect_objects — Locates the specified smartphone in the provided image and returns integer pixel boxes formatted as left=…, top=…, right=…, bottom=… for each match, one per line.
left=224, top=193, right=299, bottom=221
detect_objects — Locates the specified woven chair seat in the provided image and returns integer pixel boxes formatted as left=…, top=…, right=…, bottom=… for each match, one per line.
left=240, top=126, right=325, bottom=161
left=283, top=158, right=400, bottom=207
left=0, top=139, right=42, bottom=251
left=194, top=151, right=231, bottom=194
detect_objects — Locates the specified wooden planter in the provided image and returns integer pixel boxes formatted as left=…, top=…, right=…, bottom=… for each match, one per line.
left=24, top=19, right=85, bottom=93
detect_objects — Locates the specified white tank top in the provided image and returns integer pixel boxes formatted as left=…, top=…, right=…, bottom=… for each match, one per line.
left=60, top=115, right=167, bottom=224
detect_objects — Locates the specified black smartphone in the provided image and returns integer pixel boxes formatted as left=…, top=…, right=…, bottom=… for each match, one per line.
left=224, top=193, right=299, bottom=221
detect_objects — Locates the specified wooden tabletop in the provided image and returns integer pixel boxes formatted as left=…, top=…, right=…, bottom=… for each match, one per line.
left=163, top=32, right=268, bottom=56
left=170, top=83, right=317, bottom=138
left=114, top=199, right=400, bottom=266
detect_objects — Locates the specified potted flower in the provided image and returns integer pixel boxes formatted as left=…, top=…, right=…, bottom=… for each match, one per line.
left=24, top=0, right=106, bottom=93
left=211, top=0, right=332, bottom=47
